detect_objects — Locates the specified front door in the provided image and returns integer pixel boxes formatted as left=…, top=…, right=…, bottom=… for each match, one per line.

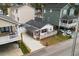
left=34, top=30, right=40, bottom=39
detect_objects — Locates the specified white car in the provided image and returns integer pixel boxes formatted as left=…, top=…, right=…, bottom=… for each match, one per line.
left=60, top=29, right=72, bottom=35
left=66, top=30, right=72, bottom=35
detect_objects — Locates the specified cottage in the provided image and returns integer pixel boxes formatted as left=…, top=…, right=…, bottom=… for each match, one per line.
left=24, top=17, right=57, bottom=39
left=0, top=15, right=19, bottom=45
left=7, top=4, right=35, bottom=24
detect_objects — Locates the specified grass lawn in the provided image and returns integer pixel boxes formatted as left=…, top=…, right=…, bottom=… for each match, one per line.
left=18, top=40, right=31, bottom=55
left=40, top=34, right=71, bottom=46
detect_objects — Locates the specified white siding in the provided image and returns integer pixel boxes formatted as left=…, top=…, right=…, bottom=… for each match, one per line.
left=8, top=5, right=35, bottom=24
left=40, top=24, right=54, bottom=35
left=60, top=19, right=77, bottom=28
left=0, top=19, right=15, bottom=27
left=39, top=24, right=57, bottom=39
left=0, top=35, right=20, bottom=45
left=33, top=24, right=57, bottom=39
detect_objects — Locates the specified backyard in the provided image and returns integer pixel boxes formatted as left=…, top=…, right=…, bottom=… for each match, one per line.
left=40, top=34, right=71, bottom=46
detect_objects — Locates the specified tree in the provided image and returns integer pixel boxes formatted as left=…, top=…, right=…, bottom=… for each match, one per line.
left=30, top=3, right=45, bottom=11
left=0, top=3, right=11, bottom=15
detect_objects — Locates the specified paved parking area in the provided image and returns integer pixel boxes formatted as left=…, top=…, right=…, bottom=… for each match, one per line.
left=0, top=43, right=23, bottom=56
left=22, top=33, right=45, bottom=52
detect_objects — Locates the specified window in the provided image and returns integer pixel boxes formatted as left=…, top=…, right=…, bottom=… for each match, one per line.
left=61, top=20, right=67, bottom=23
left=44, top=9, right=46, bottom=13
left=50, top=28, right=52, bottom=31
left=16, top=9, right=18, bottom=13
left=17, top=17, right=19, bottom=21
left=35, top=31, right=40, bottom=36
left=5, top=27, right=9, bottom=32
left=62, top=9, right=67, bottom=15
left=50, top=9, right=52, bottom=13
left=0, top=27, right=9, bottom=33
left=68, top=20, right=73, bottom=24
left=41, top=29, right=47, bottom=33
left=69, top=8, right=75, bottom=16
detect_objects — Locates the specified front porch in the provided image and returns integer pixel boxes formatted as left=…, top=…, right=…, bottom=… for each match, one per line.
left=0, top=26, right=19, bottom=45
left=0, top=34, right=18, bottom=45
left=40, top=30, right=57, bottom=39
left=60, top=22, right=77, bottom=28
left=33, top=30, right=57, bottom=40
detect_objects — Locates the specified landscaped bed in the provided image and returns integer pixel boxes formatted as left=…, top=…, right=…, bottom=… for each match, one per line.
left=18, top=40, right=31, bottom=55
left=40, top=34, right=71, bottom=46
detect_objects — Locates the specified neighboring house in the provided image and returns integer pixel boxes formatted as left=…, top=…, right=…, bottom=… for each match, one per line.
left=59, top=4, right=78, bottom=33
left=42, top=3, right=79, bottom=35
left=7, top=4, right=35, bottom=24
left=24, top=17, right=57, bottom=39
left=0, top=15, right=19, bottom=45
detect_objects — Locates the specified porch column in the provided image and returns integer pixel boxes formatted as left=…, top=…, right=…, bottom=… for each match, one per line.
left=12, top=26, right=16, bottom=34
left=39, top=30, right=41, bottom=39
left=67, top=20, right=69, bottom=28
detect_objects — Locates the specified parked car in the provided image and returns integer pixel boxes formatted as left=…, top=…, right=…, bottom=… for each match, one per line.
left=66, top=30, right=72, bottom=35
left=60, top=29, right=72, bottom=36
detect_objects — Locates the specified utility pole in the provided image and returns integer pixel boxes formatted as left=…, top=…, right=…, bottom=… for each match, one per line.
left=71, top=16, right=79, bottom=56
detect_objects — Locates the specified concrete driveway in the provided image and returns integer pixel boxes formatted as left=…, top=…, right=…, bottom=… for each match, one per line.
left=0, top=43, right=23, bottom=56
left=22, top=33, right=45, bottom=52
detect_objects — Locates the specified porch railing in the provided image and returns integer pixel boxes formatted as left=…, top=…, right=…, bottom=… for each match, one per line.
left=9, top=32, right=18, bottom=39
left=40, top=30, right=57, bottom=39
left=60, top=23, right=77, bottom=28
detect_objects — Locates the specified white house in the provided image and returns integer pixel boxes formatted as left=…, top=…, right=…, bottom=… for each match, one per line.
left=24, top=17, right=57, bottom=39
left=59, top=4, right=77, bottom=33
left=0, top=15, right=19, bottom=45
left=7, top=4, right=35, bottom=24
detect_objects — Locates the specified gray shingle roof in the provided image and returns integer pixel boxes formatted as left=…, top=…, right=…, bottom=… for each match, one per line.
left=60, top=4, right=78, bottom=20
left=44, top=3, right=67, bottom=10
left=0, top=15, right=18, bottom=24
left=43, top=3, right=67, bottom=26
left=24, top=24, right=38, bottom=32
left=43, top=10, right=60, bottom=26
left=26, top=17, right=48, bottom=29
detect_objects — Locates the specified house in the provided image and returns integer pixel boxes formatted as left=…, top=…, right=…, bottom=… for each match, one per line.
left=7, top=4, right=35, bottom=24
left=0, top=15, right=19, bottom=45
left=24, top=17, right=57, bottom=39
left=59, top=4, right=79, bottom=34
left=42, top=3, right=79, bottom=35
